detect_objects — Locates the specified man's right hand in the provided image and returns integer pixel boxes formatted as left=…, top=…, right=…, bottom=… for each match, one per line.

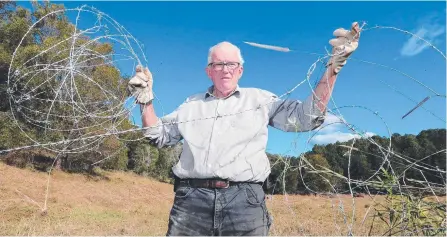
left=127, top=65, right=154, bottom=104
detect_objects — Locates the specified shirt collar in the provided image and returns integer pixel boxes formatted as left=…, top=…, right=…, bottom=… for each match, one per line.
left=205, top=84, right=241, bottom=99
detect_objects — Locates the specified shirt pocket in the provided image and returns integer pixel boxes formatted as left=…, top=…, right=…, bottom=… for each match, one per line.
left=228, top=108, right=266, bottom=133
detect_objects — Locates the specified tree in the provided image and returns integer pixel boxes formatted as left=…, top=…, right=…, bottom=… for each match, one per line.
left=300, top=153, right=334, bottom=193
left=0, top=1, right=136, bottom=173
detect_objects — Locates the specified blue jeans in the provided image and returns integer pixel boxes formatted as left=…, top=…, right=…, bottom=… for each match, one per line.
left=166, top=183, right=273, bottom=236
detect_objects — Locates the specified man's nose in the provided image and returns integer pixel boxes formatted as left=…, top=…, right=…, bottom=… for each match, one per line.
left=222, top=65, right=230, bottom=73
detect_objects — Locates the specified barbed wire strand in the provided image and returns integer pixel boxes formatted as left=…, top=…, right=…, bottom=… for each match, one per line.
left=1, top=5, right=445, bottom=236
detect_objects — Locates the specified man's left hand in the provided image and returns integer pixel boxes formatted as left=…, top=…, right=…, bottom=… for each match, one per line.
left=327, top=22, right=361, bottom=74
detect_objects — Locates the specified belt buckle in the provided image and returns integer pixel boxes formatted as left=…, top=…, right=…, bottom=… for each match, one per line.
left=223, top=181, right=230, bottom=188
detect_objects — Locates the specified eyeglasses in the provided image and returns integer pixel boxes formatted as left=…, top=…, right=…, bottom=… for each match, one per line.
left=208, top=62, right=240, bottom=71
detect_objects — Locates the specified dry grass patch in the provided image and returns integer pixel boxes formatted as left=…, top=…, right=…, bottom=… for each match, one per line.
left=1, top=163, right=443, bottom=235
left=0, top=163, right=173, bottom=235
left=265, top=194, right=389, bottom=235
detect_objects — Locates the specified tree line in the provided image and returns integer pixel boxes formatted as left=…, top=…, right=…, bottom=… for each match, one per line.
left=265, top=128, right=445, bottom=195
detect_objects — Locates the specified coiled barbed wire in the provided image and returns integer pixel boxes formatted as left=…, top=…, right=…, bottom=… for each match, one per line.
left=1, top=4, right=446, bottom=236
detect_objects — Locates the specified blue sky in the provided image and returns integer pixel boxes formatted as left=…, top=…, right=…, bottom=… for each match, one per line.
left=19, top=1, right=446, bottom=156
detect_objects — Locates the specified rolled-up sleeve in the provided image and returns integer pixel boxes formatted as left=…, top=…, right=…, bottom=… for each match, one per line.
left=144, top=110, right=183, bottom=148
left=268, top=93, right=326, bottom=132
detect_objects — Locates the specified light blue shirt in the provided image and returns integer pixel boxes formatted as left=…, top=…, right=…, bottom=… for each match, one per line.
left=144, top=85, right=326, bottom=182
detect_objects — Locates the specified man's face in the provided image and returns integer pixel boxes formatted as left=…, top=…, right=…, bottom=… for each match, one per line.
left=206, top=46, right=243, bottom=95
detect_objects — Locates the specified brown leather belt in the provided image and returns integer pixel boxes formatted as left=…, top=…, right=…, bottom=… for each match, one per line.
left=174, top=177, right=263, bottom=190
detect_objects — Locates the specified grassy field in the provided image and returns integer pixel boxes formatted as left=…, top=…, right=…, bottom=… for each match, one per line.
left=0, top=162, right=435, bottom=236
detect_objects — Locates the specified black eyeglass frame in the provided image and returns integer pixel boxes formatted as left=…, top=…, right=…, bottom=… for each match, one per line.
left=207, top=62, right=241, bottom=70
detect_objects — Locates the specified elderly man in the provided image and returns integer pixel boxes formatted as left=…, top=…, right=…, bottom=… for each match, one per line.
left=128, top=22, right=361, bottom=236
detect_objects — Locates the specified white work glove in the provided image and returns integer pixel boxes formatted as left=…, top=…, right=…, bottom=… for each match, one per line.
left=326, top=22, right=361, bottom=74
left=127, top=65, right=154, bottom=104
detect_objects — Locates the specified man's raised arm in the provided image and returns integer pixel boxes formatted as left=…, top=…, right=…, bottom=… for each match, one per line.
left=141, top=102, right=158, bottom=128
left=128, top=66, right=182, bottom=148
left=312, top=22, right=361, bottom=113
left=268, top=22, right=361, bottom=132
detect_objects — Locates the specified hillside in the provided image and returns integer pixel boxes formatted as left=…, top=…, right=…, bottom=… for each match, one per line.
left=0, top=162, right=396, bottom=236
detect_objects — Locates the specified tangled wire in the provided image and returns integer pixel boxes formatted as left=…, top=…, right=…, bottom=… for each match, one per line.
left=2, top=4, right=446, bottom=236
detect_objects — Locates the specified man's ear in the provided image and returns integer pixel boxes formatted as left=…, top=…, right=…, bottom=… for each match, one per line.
left=239, top=66, right=244, bottom=77
left=205, top=66, right=212, bottom=79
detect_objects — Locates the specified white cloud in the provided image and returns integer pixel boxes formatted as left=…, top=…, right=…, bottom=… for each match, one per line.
left=311, top=131, right=375, bottom=145
left=309, top=114, right=375, bottom=145
left=314, top=113, right=346, bottom=134
left=400, top=13, right=446, bottom=57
